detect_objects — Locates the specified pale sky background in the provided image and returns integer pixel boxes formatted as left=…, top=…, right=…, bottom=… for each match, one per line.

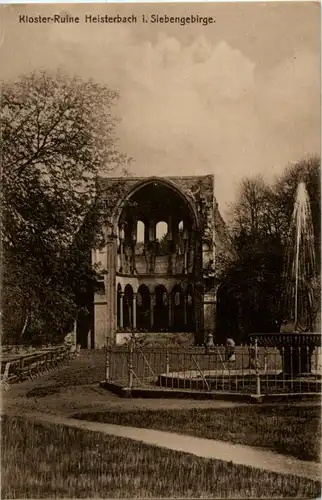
left=1, top=2, right=320, bottom=218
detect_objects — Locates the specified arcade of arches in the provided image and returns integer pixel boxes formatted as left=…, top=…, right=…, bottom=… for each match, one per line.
left=91, top=175, right=222, bottom=347
left=117, top=283, right=195, bottom=332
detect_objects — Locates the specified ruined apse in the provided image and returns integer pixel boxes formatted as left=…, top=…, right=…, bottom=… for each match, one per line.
left=91, top=175, right=227, bottom=347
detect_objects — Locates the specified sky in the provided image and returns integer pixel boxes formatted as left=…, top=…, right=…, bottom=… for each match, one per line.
left=1, top=2, right=320, bottom=218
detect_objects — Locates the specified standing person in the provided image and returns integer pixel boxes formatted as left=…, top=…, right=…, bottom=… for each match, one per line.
left=226, top=337, right=235, bottom=362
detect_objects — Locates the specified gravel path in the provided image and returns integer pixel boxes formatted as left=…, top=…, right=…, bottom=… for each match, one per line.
left=23, top=411, right=321, bottom=482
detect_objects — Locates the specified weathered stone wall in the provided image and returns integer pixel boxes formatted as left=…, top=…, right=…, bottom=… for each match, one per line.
left=94, top=175, right=228, bottom=346
left=99, top=174, right=217, bottom=276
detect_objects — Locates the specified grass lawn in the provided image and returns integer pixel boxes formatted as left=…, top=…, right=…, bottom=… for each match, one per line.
left=2, top=416, right=320, bottom=499
left=73, top=404, right=321, bottom=462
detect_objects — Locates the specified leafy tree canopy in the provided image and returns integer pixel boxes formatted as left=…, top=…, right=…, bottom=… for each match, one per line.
left=216, top=157, right=320, bottom=343
left=1, top=70, right=128, bottom=344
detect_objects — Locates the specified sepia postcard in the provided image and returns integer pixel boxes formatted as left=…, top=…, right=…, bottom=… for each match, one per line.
left=1, top=1, right=321, bottom=499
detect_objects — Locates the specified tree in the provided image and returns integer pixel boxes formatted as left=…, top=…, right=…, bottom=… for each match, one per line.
left=217, top=157, right=320, bottom=343
left=1, top=70, right=128, bottom=344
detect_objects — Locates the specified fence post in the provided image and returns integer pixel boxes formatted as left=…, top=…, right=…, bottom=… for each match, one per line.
left=166, top=348, right=170, bottom=375
left=255, top=337, right=261, bottom=398
left=128, top=341, right=133, bottom=389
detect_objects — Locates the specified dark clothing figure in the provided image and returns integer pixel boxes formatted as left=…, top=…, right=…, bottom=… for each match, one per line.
left=226, top=338, right=235, bottom=361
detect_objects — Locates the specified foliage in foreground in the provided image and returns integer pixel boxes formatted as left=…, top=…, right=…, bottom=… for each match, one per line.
left=2, top=416, right=320, bottom=498
left=73, top=404, right=321, bottom=462
left=1, top=70, right=128, bottom=345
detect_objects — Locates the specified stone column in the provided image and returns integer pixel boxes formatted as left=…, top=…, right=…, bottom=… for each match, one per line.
left=150, top=294, right=155, bottom=330
left=148, top=221, right=156, bottom=274
left=119, top=227, right=124, bottom=273
left=103, top=231, right=117, bottom=346
left=187, top=244, right=193, bottom=274
left=144, top=222, right=149, bottom=244
left=119, top=293, right=124, bottom=328
left=149, top=221, right=156, bottom=242
left=132, top=220, right=137, bottom=273
left=167, top=216, right=173, bottom=275
left=133, top=293, right=137, bottom=329
left=184, top=250, right=188, bottom=274
left=168, top=253, right=173, bottom=275
left=183, top=228, right=189, bottom=274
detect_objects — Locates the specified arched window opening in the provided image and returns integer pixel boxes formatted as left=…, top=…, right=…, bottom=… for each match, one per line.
left=137, top=220, right=145, bottom=243
left=156, top=221, right=168, bottom=255
left=136, top=220, right=145, bottom=256
left=156, top=221, right=168, bottom=240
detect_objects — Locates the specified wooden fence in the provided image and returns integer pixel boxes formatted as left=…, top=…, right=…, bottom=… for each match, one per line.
left=0, top=345, right=73, bottom=389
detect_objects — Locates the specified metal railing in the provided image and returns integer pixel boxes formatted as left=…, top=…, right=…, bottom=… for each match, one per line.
left=105, top=342, right=322, bottom=396
left=0, top=345, right=73, bottom=389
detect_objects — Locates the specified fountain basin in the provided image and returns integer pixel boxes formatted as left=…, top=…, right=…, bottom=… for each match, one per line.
left=249, top=332, right=321, bottom=377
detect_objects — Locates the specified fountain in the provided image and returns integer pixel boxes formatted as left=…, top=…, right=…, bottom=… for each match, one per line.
left=250, top=181, right=321, bottom=377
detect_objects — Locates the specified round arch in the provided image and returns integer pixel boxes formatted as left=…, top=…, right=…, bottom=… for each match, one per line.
left=113, top=177, right=200, bottom=233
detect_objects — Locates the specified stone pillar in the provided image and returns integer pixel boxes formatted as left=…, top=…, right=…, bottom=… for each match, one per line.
left=119, top=242, right=124, bottom=273
left=144, top=222, right=149, bottom=244
left=132, top=220, right=137, bottom=273
left=171, top=253, right=176, bottom=275
left=149, top=221, right=156, bottom=242
left=168, top=252, right=173, bottom=275
left=133, top=293, right=137, bottom=329
left=187, top=244, right=193, bottom=274
left=144, top=245, right=149, bottom=274
left=167, top=216, right=173, bottom=275
left=150, top=294, right=155, bottom=330
left=183, top=228, right=189, bottom=274
left=184, top=250, right=188, bottom=274
left=120, top=293, right=124, bottom=328
left=103, top=231, right=117, bottom=346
